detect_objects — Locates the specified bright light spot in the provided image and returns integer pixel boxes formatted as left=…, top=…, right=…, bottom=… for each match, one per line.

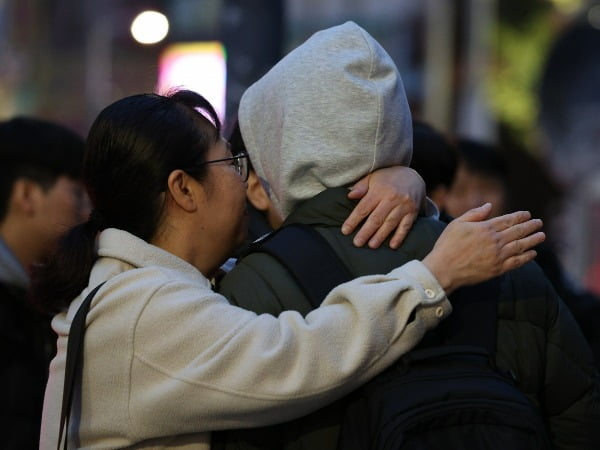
left=589, top=5, right=600, bottom=30
left=131, top=11, right=169, bottom=45
left=157, top=42, right=227, bottom=122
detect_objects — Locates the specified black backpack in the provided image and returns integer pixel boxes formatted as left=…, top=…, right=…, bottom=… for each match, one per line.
left=248, top=223, right=552, bottom=450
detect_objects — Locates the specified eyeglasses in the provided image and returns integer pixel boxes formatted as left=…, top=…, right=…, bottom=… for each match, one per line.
left=184, top=152, right=250, bottom=182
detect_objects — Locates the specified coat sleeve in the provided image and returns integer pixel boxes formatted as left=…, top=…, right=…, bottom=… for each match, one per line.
left=129, top=260, right=451, bottom=436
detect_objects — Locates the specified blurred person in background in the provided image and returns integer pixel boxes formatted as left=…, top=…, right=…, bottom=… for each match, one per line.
left=444, top=138, right=509, bottom=220
left=213, top=21, right=597, bottom=450
left=0, top=117, right=88, bottom=449
left=443, top=132, right=600, bottom=369
left=538, top=5, right=600, bottom=308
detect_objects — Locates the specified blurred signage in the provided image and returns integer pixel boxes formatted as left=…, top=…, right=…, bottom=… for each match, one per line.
left=157, top=41, right=227, bottom=122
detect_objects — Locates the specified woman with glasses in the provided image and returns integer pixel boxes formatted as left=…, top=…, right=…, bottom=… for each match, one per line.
left=33, top=90, right=544, bottom=449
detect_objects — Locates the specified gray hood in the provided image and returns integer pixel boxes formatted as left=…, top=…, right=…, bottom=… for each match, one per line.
left=238, top=21, right=412, bottom=218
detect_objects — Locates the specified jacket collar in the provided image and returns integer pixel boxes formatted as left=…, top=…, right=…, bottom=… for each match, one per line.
left=284, top=187, right=353, bottom=227
left=96, top=228, right=211, bottom=288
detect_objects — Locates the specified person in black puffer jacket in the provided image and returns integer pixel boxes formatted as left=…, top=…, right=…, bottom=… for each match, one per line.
left=215, top=21, right=600, bottom=450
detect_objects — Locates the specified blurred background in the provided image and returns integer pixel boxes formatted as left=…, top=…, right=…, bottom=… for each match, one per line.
left=1, top=0, right=599, bottom=294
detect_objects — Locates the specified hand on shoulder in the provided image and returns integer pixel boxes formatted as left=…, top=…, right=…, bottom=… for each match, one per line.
left=423, top=203, right=545, bottom=293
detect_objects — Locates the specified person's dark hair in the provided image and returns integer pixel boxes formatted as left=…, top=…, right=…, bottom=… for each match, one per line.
left=410, top=120, right=458, bottom=196
left=455, top=138, right=509, bottom=183
left=0, top=117, right=85, bottom=221
left=31, top=90, right=221, bottom=313
left=228, top=119, right=254, bottom=170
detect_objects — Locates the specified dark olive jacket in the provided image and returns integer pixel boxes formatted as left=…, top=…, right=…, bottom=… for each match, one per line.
left=215, top=187, right=600, bottom=450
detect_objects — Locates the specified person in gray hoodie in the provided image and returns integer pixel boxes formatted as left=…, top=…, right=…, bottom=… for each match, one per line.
left=215, top=21, right=599, bottom=449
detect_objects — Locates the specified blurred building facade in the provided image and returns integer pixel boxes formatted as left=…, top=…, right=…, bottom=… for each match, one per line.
left=1, top=0, right=599, bottom=292
left=0, top=0, right=499, bottom=136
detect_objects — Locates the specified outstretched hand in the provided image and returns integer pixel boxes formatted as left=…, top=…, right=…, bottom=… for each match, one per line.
left=342, top=167, right=426, bottom=249
left=422, top=203, right=545, bottom=294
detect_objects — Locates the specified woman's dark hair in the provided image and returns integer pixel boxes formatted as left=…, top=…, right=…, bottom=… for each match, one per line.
left=31, top=90, right=221, bottom=313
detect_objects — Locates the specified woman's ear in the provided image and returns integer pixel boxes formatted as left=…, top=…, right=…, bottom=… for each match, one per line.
left=166, top=170, right=197, bottom=212
left=246, top=170, right=271, bottom=212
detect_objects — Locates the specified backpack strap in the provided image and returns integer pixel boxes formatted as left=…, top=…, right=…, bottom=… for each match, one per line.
left=247, top=223, right=502, bottom=355
left=58, top=282, right=106, bottom=450
left=245, top=224, right=352, bottom=308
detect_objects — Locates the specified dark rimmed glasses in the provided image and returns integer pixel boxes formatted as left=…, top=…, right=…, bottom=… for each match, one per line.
left=184, top=152, right=250, bottom=182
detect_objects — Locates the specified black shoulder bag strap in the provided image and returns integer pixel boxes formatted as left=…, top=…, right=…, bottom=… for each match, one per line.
left=57, top=282, right=106, bottom=450
left=245, top=223, right=352, bottom=308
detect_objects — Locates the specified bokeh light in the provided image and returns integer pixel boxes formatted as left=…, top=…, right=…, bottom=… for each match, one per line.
left=588, top=5, right=600, bottom=30
left=130, top=10, right=169, bottom=45
left=157, top=42, right=227, bottom=122
left=549, top=0, right=584, bottom=14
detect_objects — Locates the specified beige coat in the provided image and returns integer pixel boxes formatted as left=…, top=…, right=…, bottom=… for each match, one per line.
left=40, top=228, right=449, bottom=449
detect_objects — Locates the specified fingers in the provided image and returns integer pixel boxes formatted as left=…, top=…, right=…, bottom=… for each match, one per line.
left=363, top=205, right=415, bottom=249
left=352, top=201, right=399, bottom=248
left=389, top=212, right=417, bottom=249
left=501, top=249, right=539, bottom=272
left=341, top=197, right=376, bottom=236
left=343, top=198, right=416, bottom=248
left=346, top=176, right=370, bottom=200
left=455, top=203, right=493, bottom=223
left=488, top=210, right=532, bottom=231
left=498, top=218, right=544, bottom=247
left=504, top=231, right=546, bottom=258
left=422, top=208, right=545, bottom=294
left=342, top=166, right=424, bottom=246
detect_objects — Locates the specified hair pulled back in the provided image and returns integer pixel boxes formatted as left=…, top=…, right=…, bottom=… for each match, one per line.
left=31, top=90, right=221, bottom=313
